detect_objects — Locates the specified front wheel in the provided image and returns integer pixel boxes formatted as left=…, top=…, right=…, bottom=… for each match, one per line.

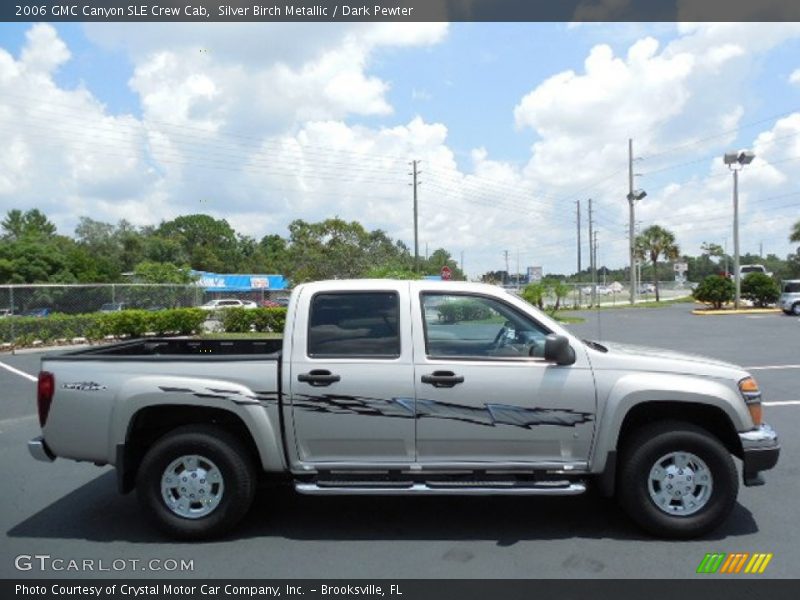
left=136, top=425, right=256, bottom=540
left=617, top=421, right=738, bottom=539
left=792, top=303, right=800, bottom=316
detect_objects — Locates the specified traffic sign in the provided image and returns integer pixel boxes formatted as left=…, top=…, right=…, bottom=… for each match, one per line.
left=440, top=266, right=452, bottom=280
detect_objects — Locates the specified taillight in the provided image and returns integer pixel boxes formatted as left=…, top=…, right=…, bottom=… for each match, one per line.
left=37, top=371, right=54, bottom=427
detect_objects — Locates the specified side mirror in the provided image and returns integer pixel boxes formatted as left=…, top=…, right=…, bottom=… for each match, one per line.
left=544, top=334, right=576, bottom=365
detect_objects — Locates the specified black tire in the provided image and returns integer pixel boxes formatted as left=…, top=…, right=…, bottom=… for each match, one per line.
left=617, top=420, right=738, bottom=539
left=793, top=303, right=800, bottom=316
left=136, top=424, right=256, bottom=540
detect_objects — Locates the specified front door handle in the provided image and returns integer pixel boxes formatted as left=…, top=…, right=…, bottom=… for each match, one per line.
left=421, top=370, right=464, bottom=388
left=298, top=369, right=341, bottom=387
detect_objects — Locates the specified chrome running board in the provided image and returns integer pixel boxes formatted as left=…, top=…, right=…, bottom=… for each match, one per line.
left=295, top=481, right=586, bottom=496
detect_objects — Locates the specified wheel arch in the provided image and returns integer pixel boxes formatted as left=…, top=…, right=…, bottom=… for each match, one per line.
left=595, top=399, right=743, bottom=497
left=117, top=403, right=273, bottom=494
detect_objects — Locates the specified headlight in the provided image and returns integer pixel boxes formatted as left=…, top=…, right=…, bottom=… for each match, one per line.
left=739, top=376, right=762, bottom=426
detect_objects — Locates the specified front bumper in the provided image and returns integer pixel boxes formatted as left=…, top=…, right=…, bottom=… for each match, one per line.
left=28, top=436, right=55, bottom=462
left=739, top=423, right=779, bottom=486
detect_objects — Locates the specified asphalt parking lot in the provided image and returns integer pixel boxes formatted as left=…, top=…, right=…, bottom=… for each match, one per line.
left=0, top=304, right=797, bottom=579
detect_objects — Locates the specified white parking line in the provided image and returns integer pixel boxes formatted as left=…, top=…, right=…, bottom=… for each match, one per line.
left=764, top=400, right=800, bottom=407
left=0, top=361, right=37, bottom=382
left=746, top=365, right=800, bottom=371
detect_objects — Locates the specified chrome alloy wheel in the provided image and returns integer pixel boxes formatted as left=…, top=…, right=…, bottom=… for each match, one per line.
left=647, top=451, right=713, bottom=516
left=160, top=454, right=224, bottom=519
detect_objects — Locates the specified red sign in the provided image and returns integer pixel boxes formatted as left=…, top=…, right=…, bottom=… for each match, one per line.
left=440, top=266, right=452, bottom=280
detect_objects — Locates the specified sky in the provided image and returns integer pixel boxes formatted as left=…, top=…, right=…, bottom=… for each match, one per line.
left=1, top=21, right=800, bottom=278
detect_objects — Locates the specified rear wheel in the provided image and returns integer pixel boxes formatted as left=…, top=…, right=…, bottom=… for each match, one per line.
left=617, top=421, right=738, bottom=539
left=136, top=424, right=256, bottom=540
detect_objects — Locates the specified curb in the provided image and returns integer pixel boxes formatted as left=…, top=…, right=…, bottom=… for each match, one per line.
left=692, top=308, right=782, bottom=316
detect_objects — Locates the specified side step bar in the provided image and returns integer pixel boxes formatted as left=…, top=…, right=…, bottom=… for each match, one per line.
left=296, top=481, right=587, bottom=496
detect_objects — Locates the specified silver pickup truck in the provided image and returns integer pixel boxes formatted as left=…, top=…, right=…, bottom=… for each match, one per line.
left=29, top=280, right=779, bottom=539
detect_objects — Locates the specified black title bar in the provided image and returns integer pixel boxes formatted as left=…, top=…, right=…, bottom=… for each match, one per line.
left=4, top=0, right=800, bottom=22
left=5, top=580, right=800, bottom=600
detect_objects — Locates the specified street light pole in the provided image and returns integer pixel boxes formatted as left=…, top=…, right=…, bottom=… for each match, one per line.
left=723, top=150, right=754, bottom=310
left=733, top=167, right=740, bottom=308
left=628, top=139, right=635, bottom=305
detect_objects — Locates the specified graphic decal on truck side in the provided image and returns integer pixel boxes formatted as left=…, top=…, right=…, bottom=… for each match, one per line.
left=156, top=386, right=592, bottom=429
left=293, top=393, right=593, bottom=429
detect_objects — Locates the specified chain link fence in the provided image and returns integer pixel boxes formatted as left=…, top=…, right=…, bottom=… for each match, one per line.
left=504, top=280, right=696, bottom=308
left=0, top=284, right=292, bottom=347
left=0, top=284, right=294, bottom=316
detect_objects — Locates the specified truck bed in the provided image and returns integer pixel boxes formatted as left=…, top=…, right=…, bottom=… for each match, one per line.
left=47, top=337, right=283, bottom=360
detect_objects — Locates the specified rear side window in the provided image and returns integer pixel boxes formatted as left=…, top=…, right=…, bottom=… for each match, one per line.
left=308, top=292, right=400, bottom=358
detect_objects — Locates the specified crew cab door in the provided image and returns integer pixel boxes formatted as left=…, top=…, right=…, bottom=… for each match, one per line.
left=288, top=286, right=416, bottom=464
left=412, top=291, right=596, bottom=465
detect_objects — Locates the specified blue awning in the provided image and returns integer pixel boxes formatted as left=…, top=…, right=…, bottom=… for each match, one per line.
left=192, top=271, right=288, bottom=291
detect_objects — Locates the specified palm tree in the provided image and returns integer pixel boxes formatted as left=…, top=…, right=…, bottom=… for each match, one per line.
left=791, top=220, right=800, bottom=244
left=634, top=225, right=680, bottom=302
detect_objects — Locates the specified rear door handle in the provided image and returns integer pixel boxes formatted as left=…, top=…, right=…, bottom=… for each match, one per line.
left=298, top=369, right=341, bottom=387
left=421, top=370, right=464, bottom=388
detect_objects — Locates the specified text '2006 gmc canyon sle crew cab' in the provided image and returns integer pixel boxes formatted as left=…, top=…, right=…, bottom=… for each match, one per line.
left=29, top=280, right=779, bottom=539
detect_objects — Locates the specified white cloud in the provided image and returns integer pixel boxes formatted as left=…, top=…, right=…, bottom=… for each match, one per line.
left=790, top=69, right=800, bottom=86
left=3, top=22, right=800, bottom=279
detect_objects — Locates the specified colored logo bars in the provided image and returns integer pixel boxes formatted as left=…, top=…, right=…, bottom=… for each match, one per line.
left=696, top=553, right=773, bottom=574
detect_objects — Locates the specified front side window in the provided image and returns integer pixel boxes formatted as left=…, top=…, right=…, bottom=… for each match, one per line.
left=422, top=293, right=550, bottom=359
left=784, top=282, right=800, bottom=294
left=308, top=292, right=400, bottom=358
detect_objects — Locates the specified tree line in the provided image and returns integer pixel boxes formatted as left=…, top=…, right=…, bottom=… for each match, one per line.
left=0, top=209, right=465, bottom=285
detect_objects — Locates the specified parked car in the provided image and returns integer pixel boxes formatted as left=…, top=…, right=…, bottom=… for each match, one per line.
left=260, top=298, right=290, bottom=308
left=0, top=308, right=12, bottom=318
left=779, top=279, right=800, bottom=315
left=99, top=303, right=125, bottom=312
left=28, top=280, right=778, bottom=540
left=739, top=264, right=772, bottom=278
left=199, top=298, right=257, bottom=311
left=23, top=308, right=51, bottom=318
left=580, top=285, right=613, bottom=296
left=638, top=283, right=656, bottom=294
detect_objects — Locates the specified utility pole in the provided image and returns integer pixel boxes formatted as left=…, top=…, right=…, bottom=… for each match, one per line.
left=576, top=200, right=582, bottom=307
left=516, top=248, right=520, bottom=290
left=628, top=138, right=636, bottom=305
left=588, top=198, right=595, bottom=307
left=733, top=167, right=740, bottom=308
left=460, top=251, right=465, bottom=280
left=759, top=241, right=763, bottom=258
left=503, top=250, right=510, bottom=285
left=410, top=160, right=421, bottom=272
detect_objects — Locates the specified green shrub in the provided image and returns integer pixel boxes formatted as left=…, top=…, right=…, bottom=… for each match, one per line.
left=521, top=282, right=547, bottom=309
left=693, top=275, right=734, bottom=309
left=97, top=310, right=151, bottom=337
left=221, top=308, right=253, bottom=333
left=0, top=308, right=208, bottom=345
left=437, top=300, right=492, bottom=323
left=741, top=273, right=779, bottom=308
left=166, top=308, right=207, bottom=335
left=0, top=313, right=103, bottom=344
left=267, top=307, right=287, bottom=332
